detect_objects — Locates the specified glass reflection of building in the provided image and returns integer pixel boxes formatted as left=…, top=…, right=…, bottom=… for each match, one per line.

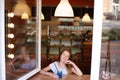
left=100, top=0, right=120, bottom=80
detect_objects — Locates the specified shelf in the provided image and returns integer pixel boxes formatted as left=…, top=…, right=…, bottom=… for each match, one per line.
left=49, top=47, right=60, bottom=54
left=41, top=32, right=85, bottom=55
left=48, top=45, right=60, bottom=47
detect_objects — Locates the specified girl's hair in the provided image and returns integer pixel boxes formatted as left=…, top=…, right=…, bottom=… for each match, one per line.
left=16, top=45, right=29, bottom=54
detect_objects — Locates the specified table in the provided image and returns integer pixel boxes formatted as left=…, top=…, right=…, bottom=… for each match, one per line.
left=29, top=74, right=90, bottom=80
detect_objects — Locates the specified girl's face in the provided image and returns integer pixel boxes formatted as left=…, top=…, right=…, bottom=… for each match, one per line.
left=20, top=47, right=28, bottom=55
left=60, top=51, right=70, bottom=63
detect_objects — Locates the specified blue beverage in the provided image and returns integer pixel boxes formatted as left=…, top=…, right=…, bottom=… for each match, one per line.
left=57, top=71, right=62, bottom=78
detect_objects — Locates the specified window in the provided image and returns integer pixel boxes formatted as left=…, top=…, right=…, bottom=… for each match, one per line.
left=0, top=0, right=41, bottom=80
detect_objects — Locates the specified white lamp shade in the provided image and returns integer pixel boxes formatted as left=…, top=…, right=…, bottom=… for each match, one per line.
left=82, top=13, right=91, bottom=22
left=54, top=0, right=74, bottom=17
left=41, top=12, right=45, bottom=20
left=21, top=12, right=29, bottom=19
left=13, top=0, right=31, bottom=16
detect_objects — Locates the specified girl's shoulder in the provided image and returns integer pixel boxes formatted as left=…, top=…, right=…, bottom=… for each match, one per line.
left=49, top=61, right=60, bottom=68
left=50, top=61, right=58, bottom=65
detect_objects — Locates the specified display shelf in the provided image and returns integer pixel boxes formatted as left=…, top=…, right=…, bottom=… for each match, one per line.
left=41, top=31, right=84, bottom=62
left=49, top=47, right=60, bottom=54
left=49, top=36, right=60, bottom=46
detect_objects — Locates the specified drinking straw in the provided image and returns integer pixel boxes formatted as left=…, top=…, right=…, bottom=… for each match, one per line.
left=54, top=62, right=59, bottom=72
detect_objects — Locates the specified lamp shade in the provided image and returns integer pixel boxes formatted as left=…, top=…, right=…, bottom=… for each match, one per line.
left=13, top=0, right=31, bottom=16
left=54, top=0, right=74, bottom=17
left=82, top=13, right=91, bottom=22
left=41, top=12, right=45, bottom=20
left=21, top=12, right=29, bottom=19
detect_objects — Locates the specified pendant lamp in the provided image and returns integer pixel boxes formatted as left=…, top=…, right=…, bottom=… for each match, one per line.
left=82, top=13, right=91, bottom=22
left=13, top=0, right=31, bottom=18
left=54, top=0, right=74, bottom=17
left=41, top=12, right=45, bottom=20
left=21, top=12, right=29, bottom=19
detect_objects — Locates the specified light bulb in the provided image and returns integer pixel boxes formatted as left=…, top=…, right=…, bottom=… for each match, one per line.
left=8, top=23, right=14, bottom=28
left=8, top=12, right=14, bottom=17
left=8, top=54, right=14, bottom=59
left=8, top=44, right=14, bottom=49
left=8, top=34, right=14, bottom=38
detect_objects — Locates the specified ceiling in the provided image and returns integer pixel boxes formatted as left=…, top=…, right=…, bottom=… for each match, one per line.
left=42, top=0, right=94, bottom=7
left=27, top=0, right=94, bottom=7
left=6, top=0, right=94, bottom=7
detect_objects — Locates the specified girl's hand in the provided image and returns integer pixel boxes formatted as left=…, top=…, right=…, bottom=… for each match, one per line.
left=65, top=60, right=74, bottom=65
left=65, top=60, right=83, bottom=76
left=50, top=73, right=59, bottom=79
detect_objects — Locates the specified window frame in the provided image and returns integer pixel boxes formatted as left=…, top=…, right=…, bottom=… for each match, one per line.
left=0, top=0, right=41, bottom=80
left=90, top=0, right=103, bottom=80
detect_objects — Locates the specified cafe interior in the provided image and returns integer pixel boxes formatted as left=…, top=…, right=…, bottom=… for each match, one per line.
left=3, top=0, right=120, bottom=80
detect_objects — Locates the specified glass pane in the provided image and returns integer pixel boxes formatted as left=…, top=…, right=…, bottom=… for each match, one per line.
left=5, top=0, right=38, bottom=80
left=99, top=0, right=120, bottom=79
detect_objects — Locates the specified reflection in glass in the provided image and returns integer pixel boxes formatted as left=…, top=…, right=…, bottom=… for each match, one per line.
left=5, top=0, right=37, bottom=80
left=99, top=0, right=120, bottom=79
left=7, top=23, right=14, bottom=28
left=8, top=34, right=14, bottom=38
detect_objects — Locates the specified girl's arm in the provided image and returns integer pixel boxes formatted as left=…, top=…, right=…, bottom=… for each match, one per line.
left=66, top=60, right=83, bottom=76
left=39, top=66, right=59, bottom=79
left=11, top=55, right=20, bottom=63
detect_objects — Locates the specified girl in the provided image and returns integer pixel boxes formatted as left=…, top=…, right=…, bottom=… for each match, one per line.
left=40, top=49, right=83, bottom=79
left=11, top=45, right=36, bottom=72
